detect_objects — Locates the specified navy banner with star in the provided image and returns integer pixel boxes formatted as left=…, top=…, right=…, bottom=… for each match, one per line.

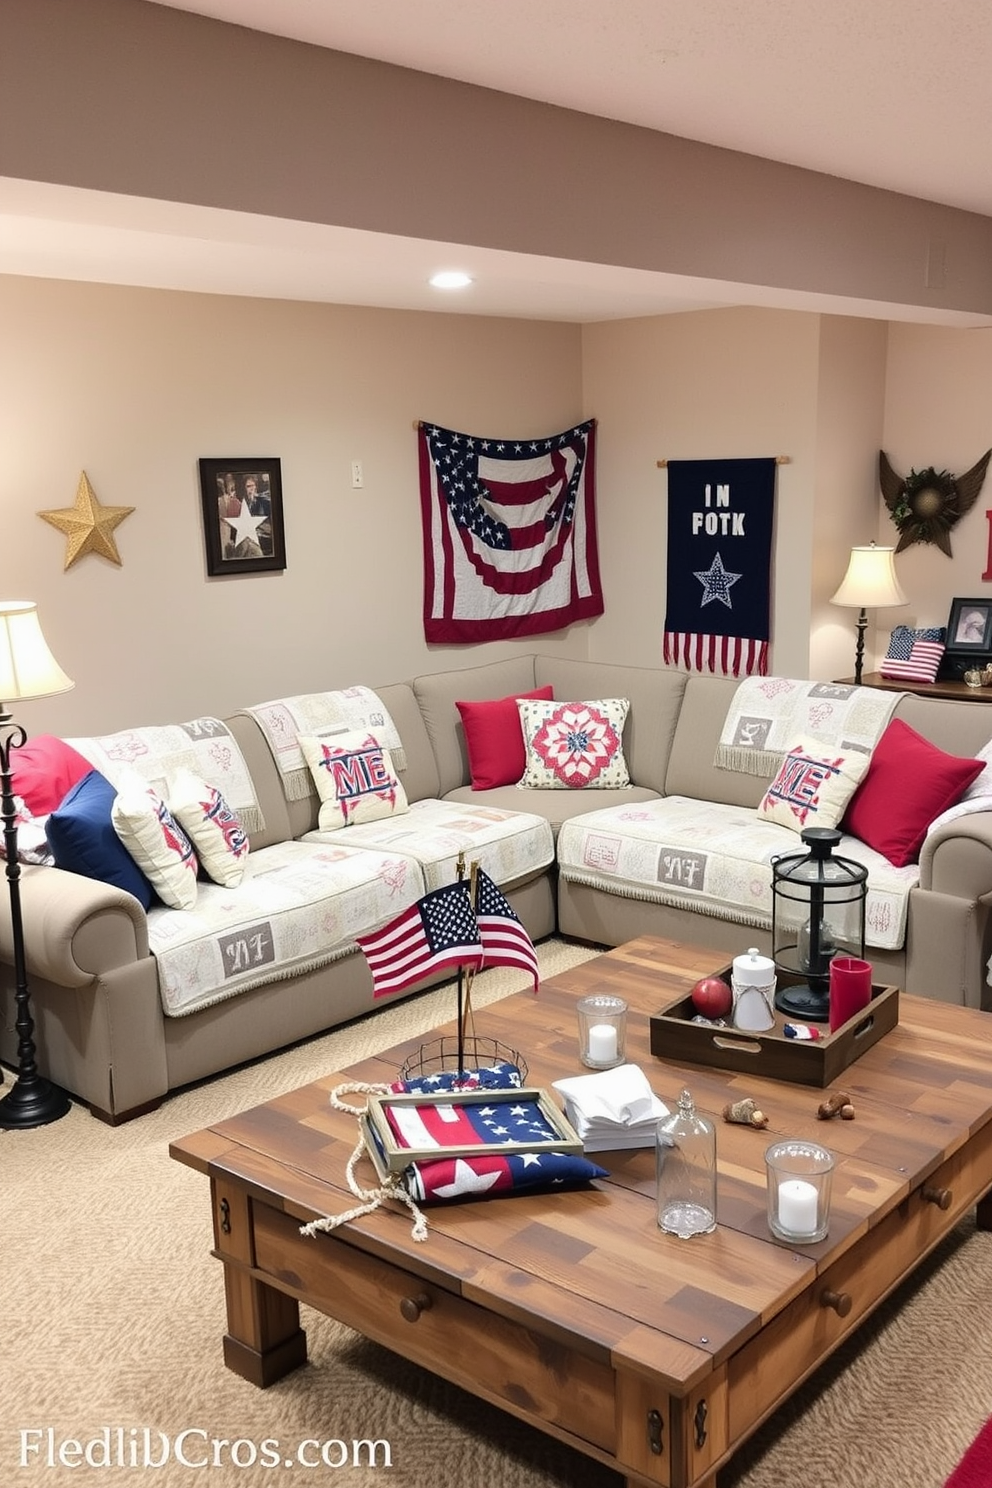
left=663, top=458, right=776, bottom=676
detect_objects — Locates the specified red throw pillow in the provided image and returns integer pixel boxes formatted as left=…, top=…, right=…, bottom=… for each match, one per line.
left=456, top=686, right=554, bottom=790
left=10, top=734, right=92, bottom=816
left=842, top=718, right=984, bottom=867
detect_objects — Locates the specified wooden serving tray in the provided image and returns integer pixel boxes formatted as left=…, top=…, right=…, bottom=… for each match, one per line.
left=649, top=969, right=899, bottom=1087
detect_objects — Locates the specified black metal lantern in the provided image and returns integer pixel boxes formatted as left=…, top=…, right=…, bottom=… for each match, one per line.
left=771, top=827, right=867, bottom=1022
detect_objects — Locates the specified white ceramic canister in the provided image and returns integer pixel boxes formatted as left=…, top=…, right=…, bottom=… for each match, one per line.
left=731, top=947, right=776, bottom=1031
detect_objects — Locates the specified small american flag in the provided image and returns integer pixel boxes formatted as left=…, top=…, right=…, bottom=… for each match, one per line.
left=357, top=882, right=483, bottom=999
left=474, top=869, right=540, bottom=991
left=879, top=639, right=945, bottom=683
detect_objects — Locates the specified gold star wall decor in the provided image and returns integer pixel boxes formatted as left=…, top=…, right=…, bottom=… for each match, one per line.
left=38, top=472, right=135, bottom=569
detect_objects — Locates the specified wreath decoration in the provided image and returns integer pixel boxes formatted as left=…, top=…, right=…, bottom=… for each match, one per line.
left=879, top=449, right=991, bottom=556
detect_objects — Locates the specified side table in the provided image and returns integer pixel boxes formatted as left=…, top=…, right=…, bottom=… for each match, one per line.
left=836, top=672, right=992, bottom=703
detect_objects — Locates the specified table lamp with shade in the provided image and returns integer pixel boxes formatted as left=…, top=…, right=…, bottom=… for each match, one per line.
left=0, top=601, right=74, bottom=1128
left=830, top=542, right=908, bottom=685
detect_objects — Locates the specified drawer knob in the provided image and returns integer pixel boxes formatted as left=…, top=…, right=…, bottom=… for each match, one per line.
left=400, top=1292, right=432, bottom=1322
left=820, top=1288, right=852, bottom=1317
left=922, top=1185, right=952, bottom=1211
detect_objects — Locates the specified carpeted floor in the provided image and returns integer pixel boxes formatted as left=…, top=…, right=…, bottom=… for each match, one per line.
left=3, top=937, right=990, bottom=1487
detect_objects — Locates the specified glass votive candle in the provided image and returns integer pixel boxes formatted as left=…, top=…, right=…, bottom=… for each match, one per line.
left=576, top=994, right=627, bottom=1069
left=764, top=1139, right=835, bottom=1243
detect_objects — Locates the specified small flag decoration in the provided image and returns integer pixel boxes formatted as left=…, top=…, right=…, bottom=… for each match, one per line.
left=879, top=638, right=945, bottom=683
left=356, top=881, right=483, bottom=999
left=356, top=870, right=540, bottom=999
left=473, top=868, right=540, bottom=990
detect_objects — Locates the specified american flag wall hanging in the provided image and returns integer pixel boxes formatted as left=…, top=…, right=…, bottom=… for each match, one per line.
left=419, top=419, right=603, bottom=642
left=662, top=457, right=777, bottom=677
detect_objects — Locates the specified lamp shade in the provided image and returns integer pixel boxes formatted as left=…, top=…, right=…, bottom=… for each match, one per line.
left=0, top=602, right=74, bottom=703
left=830, top=544, right=907, bottom=610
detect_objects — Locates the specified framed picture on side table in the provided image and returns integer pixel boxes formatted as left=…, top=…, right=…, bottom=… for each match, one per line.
left=942, top=596, right=992, bottom=680
left=946, top=597, right=992, bottom=650
left=199, top=457, right=286, bottom=576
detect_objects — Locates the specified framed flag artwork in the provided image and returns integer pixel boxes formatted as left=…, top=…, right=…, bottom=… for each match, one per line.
left=363, top=1086, right=583, bottom=1173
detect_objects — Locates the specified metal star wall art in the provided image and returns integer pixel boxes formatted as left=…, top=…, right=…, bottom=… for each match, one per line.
left=879, top=448, right=990, bottom=556
left=38, top=471, right=135, bottom=569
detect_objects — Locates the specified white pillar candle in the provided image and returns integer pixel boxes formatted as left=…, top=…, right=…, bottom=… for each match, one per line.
left=587, top=1022, right=618, bottom=1063
left=777, top=1177, right=819, bottom=1234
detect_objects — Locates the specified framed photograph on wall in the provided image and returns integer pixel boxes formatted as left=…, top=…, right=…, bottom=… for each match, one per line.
left=946, top=597, right=992, bottom=651
left=199, top=457, right=286, bottom=576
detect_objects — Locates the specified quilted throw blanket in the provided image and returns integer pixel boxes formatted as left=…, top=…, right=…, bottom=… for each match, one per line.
left=241, top=687, right=406, bottom=801
left=69, top=719, right=264, bottom=833
left=714, top=677, right=905, bottom=778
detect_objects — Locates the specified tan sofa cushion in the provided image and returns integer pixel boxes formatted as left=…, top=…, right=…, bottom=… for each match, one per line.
left=414, top=657, right=538, bottom=795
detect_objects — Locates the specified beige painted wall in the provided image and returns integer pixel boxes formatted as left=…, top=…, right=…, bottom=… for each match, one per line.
left=581, top=307, right=824, bottom=675
left=882, top=323, right=992, bottom=638
left=808, top=316, right=890, bottom=680
left=0, top=275, right=585, bottom=736
left=5, top=276, right=991, bottom=743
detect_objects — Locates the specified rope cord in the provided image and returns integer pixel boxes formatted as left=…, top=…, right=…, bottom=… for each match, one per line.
left=299, top=1081, right=429, bottom=1243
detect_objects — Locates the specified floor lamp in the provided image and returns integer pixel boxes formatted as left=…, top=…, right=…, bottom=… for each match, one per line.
left=0, top=601, right=74, bottom=1129
left=830, top=543, right=907, bottom=684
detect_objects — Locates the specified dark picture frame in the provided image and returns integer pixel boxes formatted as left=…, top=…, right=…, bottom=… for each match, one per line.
left=198, top=457, right=286, bottom=576
left=946, top=596, right=992, bottom=651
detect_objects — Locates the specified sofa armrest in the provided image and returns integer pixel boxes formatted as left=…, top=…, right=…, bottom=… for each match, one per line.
left=0, top=865, right=150, bottom=988
left=917, top=813, right=992, bottom=899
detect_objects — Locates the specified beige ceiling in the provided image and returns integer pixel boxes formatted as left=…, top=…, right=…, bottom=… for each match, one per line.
left=5, top=0, right=992, bottom=322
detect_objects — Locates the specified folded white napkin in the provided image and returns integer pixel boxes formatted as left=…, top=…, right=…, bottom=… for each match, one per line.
left=553, top=1064, right=669, bottom=1152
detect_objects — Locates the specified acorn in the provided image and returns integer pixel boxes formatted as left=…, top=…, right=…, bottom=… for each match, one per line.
left=722, top=1097, right=768, bottom=1129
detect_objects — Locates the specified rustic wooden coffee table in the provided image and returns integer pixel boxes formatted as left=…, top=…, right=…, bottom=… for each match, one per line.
left=171, top=936, right=992, bottom=1488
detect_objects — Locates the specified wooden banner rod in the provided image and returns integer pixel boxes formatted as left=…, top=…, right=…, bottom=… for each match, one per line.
left=657, top=456, right=790, bottom=468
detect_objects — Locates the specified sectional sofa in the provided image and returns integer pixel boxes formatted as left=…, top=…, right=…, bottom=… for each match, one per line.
left=3, top=653, right=991, bottom=1124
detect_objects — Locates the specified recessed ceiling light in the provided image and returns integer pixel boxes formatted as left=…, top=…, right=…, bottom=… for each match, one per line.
left=429, top=270, right=473, bottom=290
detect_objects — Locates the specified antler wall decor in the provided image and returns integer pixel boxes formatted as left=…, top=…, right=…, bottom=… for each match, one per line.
left=879, top=449, right=991, bottom=555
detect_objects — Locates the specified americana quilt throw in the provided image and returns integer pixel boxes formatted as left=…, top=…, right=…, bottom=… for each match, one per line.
left=419, top=419, right=603, bottom=642
left=663, top=458, right=776, bottom=676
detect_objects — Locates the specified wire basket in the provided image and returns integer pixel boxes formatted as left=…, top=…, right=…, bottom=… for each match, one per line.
left=399, top=1035, right=528, bottom=1086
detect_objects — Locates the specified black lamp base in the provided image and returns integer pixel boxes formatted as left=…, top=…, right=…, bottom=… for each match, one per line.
left=0, top=1072, right=71, bottom=1128
left=774, top=982, right=831, bottom=1023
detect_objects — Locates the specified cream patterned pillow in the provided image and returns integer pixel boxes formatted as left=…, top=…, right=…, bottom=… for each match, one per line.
left=298, top=728, right=409, bottom=830
left=757, top=735, right=870, bottom=833
left=168, top=767, right=249, bottom=887
left=111, top=773, right=199, bottom=909
left=517, top=698, right=631, bottom=789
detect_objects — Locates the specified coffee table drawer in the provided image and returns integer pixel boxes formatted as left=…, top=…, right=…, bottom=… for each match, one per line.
left=252, top=1203, right=616, bottom=1454
left=726, top=1130, right=992, bottom=1442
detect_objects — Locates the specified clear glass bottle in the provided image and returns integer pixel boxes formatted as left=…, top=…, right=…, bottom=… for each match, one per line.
left=656, top=1088, right=717, bottom=1238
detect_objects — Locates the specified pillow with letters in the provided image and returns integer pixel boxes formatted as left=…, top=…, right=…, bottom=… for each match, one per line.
left=517, top=698, right=631, bottom=789
left=168, top=767, right=248, bottom=887
left=299, top=728, right=409, bottom=830
left=111, top=774, right=199, bottom=910
left=757, top=736, right=870, bottom=833
left=456, top=685, right=554, bottom=790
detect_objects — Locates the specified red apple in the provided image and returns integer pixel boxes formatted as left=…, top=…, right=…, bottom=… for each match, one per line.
left=690, top=975, right=733, bottom=1019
